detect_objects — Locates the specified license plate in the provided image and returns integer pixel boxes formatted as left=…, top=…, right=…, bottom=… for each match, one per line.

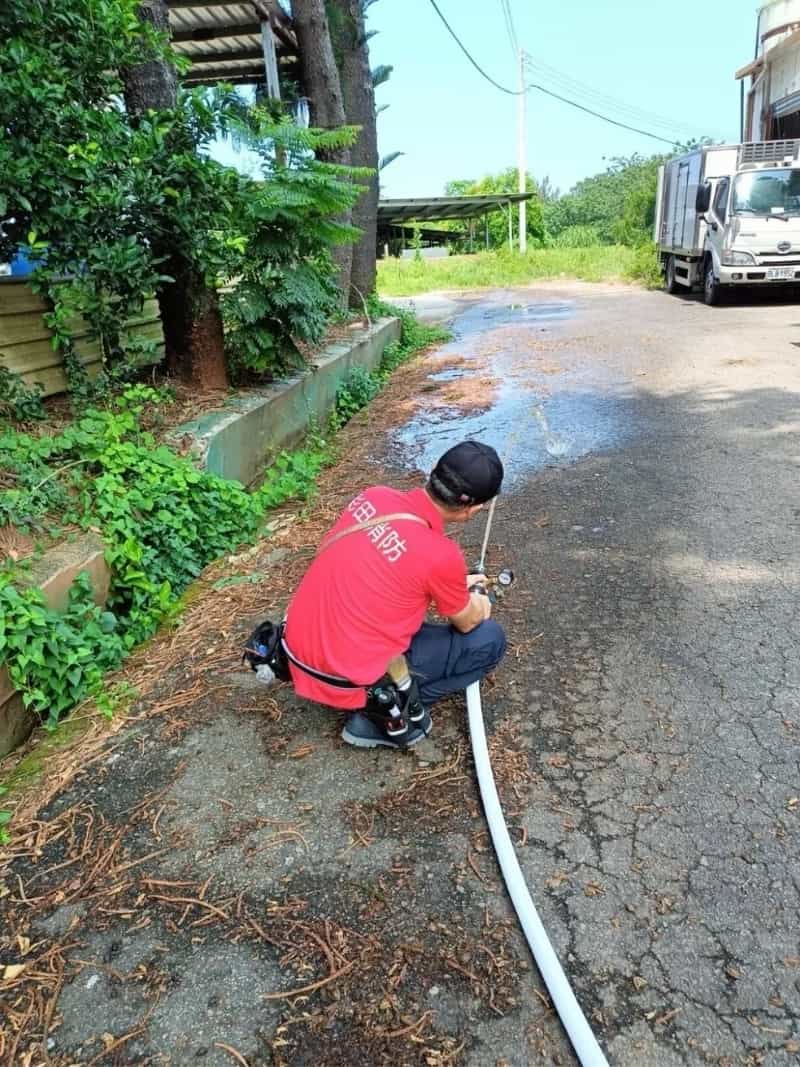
left=767, top=267, right=795, bottom=280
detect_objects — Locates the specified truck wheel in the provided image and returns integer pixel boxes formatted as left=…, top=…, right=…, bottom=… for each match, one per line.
left=703, top=257, right=721, bottom=306
left=665, top=255, right=680, bottom=294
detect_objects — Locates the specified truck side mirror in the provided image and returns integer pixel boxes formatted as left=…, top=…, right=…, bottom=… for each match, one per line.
left=695, top=183, right=712, bottom=214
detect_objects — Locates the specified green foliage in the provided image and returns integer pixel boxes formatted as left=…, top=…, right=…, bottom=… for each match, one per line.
left=0, top=572, right=124, bottom=731
left=0, top=386, right=267, bottom=726
left=543, top=153, right=667, bottom=246
left=0, top=0, right=174, bottom=385
left=0, top=785, right=10, bottom=846
left=324, top=299, right=451, bottom=432
left=623, top=242, right=662, bottom=289
left=1, top=3, right=366, bottom=398
left=552, top=224, right=603, bottom=248
left=330, top=366, right=381, bottom=431
left=444, top=169, right=546, bottom=249
left=0, top=368, right=46, bottom=423
left=368, top=295, right=450, bottom=350
left=220, top=120, right=364, bottom=379
left=411, top=224, right=424, bottom=263
left=256, top=446, right=331, bottom=509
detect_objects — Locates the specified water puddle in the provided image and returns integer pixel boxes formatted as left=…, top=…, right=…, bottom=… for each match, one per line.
left=454, top=299, right=574, bottom=339
left=428, top=368, right=465, bottom=382
left=391, top=294, right=630, bottom=486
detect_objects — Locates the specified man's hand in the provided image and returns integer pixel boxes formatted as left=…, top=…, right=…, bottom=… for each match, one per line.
left=467, top=572, right=488, bottom=590
left=449, top=589, right=492, bottom=633
left=472, top=590, right=492, bottom=621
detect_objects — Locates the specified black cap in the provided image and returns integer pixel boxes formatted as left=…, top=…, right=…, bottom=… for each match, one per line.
left=430, top=441, right=504, bottom=506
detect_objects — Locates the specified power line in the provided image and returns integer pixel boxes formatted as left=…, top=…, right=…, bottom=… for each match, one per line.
left=523, top=55, right=711, bottom=139
left=427, top=0, right=525, bottom=95
left=427, top=0, right=687, bottom=145
left=524, top=76, right=679, bottom=146
left=499, top=0, right=519, bottom=57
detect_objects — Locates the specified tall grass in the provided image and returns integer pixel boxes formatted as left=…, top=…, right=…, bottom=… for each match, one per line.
left=377, top=245, right=662, bottom=297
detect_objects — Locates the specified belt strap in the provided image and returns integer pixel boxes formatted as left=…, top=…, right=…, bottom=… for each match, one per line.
left=281, top=638, right=362, bottom=690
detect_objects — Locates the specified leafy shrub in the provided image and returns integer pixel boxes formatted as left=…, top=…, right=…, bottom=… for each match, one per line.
left=0, top=386, right=267, bottom=725
left=326, top=301, right=451, bottom=432
left=221, top=121, right=363, bottom=379
left=368, top=297, right=451, bottom=361
left=553, top=225, right=603, bottom=248
left=1, top=3, right=363, bottom=398
left=0, top=573, right=124, bottom=730
left=0, top=368, right=46, bottom=422
left=256, top=447, right=331, bottom=510
left=222, top=264, right=337, bottom=378
left=330, top=366, right=381, bottom=431
left=624, top=243, right=662, bottom=289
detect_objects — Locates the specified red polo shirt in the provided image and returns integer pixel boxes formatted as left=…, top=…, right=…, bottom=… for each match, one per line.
left=284, top=487, right=470, bottom=710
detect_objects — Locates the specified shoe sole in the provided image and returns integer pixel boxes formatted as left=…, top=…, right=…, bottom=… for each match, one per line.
left=341, top=726, right=429, bottom=749
left=411, top=715, right=433, bottom=736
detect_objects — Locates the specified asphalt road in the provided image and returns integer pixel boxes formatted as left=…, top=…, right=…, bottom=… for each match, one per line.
left=398, top=281, right=800, bottom=1065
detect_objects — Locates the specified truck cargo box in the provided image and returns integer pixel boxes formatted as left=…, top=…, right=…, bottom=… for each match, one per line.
left=655, top=145, right=739, bottom=256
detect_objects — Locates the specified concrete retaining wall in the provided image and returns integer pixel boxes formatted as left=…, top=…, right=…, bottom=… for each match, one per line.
left=174, top=316, right=401, bottom=485
left=0, top=533, right=109, bottom=756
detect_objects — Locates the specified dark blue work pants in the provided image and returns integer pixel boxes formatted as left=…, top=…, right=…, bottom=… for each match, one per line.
left=406, top=620, right=507, bottom=705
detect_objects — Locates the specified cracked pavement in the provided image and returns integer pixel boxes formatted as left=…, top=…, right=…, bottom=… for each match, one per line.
left=2, top=281, right=799, bottom=1066
left=414, top=283, right=800, bottom=1066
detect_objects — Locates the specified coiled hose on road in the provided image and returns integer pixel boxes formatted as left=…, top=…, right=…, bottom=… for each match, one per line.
left=466, top=681, right=610, bottom=1067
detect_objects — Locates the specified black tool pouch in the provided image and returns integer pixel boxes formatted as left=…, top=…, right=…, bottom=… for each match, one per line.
left=242, top=620, right=291, bottom=682
left=367, top=674, right=425, bottom=724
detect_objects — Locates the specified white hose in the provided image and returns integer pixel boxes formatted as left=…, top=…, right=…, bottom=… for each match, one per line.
left=466, top=682, right=610, bottom=1067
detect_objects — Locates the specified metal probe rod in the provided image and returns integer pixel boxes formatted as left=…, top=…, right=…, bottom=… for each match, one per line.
left=478, top=496, right=498, bottom=573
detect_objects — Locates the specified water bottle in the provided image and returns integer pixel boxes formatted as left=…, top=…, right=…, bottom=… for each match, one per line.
left=255, top=663, right=276, bottom=686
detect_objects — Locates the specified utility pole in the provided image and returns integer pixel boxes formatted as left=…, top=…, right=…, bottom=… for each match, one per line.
left=517, top=46, right=527, bottom=254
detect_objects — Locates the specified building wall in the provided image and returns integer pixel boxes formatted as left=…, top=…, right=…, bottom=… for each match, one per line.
left=760, top=0, right=800, bottom=51
left=767, top=44, right=800, bottom=106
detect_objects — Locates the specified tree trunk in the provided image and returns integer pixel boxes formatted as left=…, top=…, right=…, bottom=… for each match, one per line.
left=292, top=0, right=353, bottom=306
left=327, top=0, right=379, bottom=309
left=156, top=263, right=229, bottom=390
left=122, top=0, right=228, bottom=389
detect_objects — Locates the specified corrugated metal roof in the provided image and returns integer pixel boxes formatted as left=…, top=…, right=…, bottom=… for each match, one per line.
left=167, top=1, right=295, bottom=88
left=378, top=194, right=533, bottom=225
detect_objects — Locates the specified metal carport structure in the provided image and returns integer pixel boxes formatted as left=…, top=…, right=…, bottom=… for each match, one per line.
left=377, top=194, right=534, bottom=254
left=166, top=1, right=296, bottom=97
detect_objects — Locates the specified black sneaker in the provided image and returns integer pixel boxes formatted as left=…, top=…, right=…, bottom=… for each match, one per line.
left=341, top=712, right=430, bottom=749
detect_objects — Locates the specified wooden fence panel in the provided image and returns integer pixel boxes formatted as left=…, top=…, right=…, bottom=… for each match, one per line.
left=0, top=280, right=165, bottom=397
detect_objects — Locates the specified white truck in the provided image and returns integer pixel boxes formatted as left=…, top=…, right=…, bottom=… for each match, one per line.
left=654, top=140, right=800, bottom=304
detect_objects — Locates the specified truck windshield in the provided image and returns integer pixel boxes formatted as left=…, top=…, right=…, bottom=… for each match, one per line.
left=733, top=169, right=800, bottom=216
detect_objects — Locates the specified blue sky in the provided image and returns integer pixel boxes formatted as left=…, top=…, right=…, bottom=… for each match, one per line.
left=367, top=0, right=759, bottom=198
left=212, top=1, right=761, bottom=197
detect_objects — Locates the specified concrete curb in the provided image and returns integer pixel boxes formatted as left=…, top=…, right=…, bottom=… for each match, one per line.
left=0, top=533, right=109, bottom=756
left=171, top=316, right=402, bottom=485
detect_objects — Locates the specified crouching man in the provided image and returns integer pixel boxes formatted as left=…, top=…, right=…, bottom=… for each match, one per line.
left=282, top=441, right=507, bottom=749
